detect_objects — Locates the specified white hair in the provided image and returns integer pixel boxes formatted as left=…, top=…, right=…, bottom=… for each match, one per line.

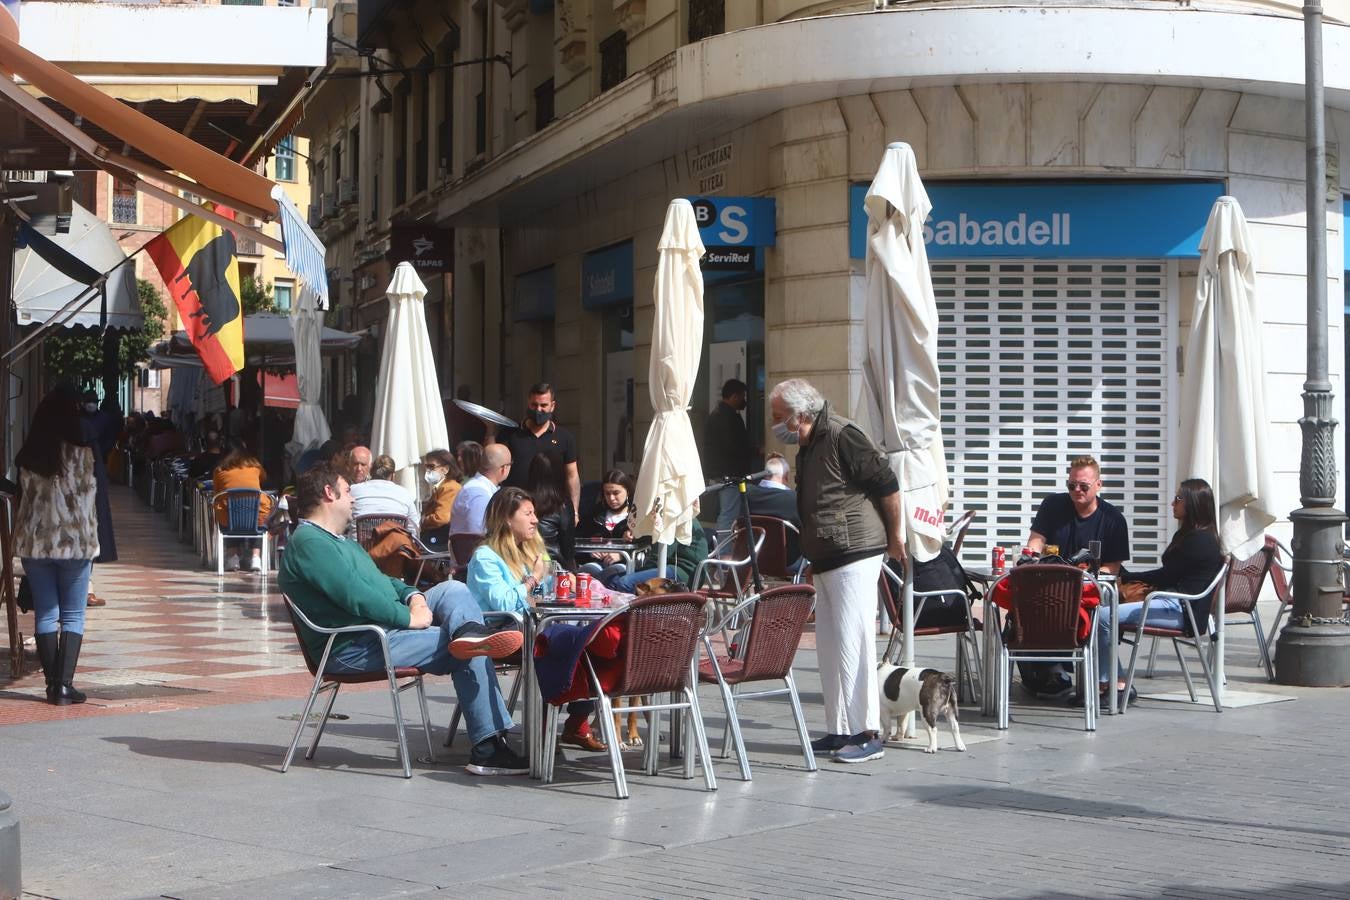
left=770, top=378, right=826, bottom=419
left=765, top=456, right=790, bottom=480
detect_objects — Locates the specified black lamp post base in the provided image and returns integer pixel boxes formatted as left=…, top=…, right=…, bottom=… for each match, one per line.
left=1276, top=505, right=1350, bottom=686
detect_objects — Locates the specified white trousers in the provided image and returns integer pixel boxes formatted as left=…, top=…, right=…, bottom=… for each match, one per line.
left=812, top=553, right=884, bottom=736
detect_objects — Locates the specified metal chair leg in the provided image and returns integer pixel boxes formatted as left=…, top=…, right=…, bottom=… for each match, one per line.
left=542, top=703, right=560, bottom=784
left=1250, top=609, right=1276, bottom=682
left=306, top=682, right=341, bottom=760
left=413, top=677, right=434, bottom=762
left=686, top=686, right=717, bottom=792
left=784, top=670, right=817, bottom=772
left=386, top=667, right=412, bottom=779
left=1191, top=636, right=1223, bottom=713
left=1174, top=640, right=1197, bottom=701
left=1145, top=636, right=1160, bottom=678
left=594, top=692, right=628, bottom=800
left=720, top=681, right=751, bottom=781
left=283, top=679, right=330, bottom=772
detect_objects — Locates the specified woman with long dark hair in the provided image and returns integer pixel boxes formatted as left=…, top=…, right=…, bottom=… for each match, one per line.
left=577, top=468, right=635, bottom=584
left=526, top=450, right=575, bottom=570
left=14, top=385, right=100, bottom=704
left=1094, top=477, right=1225, bottom=706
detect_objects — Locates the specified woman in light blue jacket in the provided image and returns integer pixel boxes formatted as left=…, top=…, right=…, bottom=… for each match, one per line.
left=467, top=487, right=604, bottom=751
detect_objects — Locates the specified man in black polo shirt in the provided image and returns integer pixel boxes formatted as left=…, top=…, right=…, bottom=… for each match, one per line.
left=1019, top=454, right=1130, bottom=699
left=1025, top=454, right=1130, bottom=573
left=487, top=382, right=580, bottom=519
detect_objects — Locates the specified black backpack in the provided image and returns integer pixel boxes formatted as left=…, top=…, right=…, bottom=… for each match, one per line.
left=887, top=544, right=979, bottom=627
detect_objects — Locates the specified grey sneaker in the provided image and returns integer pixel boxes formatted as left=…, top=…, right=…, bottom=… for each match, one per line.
left=810, top=733, right=850, bottom=755
left=833, top=737, right=885, bottom=764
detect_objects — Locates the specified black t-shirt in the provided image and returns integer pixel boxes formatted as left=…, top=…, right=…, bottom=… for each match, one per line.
left=499, top=422, right=578, bottom=490
left=1029, top=493, right=1130, bottom=563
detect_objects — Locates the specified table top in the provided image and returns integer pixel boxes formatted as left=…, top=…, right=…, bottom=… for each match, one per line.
left=968, top=564, right=1115, bottom=584
left=576, top=539, right=642, bottom=553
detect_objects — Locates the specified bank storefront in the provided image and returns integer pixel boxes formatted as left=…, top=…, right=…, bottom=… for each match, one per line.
left=850, top=180, right=1226, bottom=566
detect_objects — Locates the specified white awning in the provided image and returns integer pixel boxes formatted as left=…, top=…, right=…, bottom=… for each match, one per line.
left=11, top=201, right=142, bottom=331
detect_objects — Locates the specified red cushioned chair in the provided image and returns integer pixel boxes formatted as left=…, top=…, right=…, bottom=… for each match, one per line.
left=281, top=594, right=434, bottom=778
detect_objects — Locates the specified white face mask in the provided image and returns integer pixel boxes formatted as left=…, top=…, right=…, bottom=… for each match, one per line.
left=772, top=419, right=800, bottom=445
left=424, top=469, right=444, bottom=487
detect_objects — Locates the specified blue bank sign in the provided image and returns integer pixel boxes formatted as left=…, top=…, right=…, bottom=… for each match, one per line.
left=848, top=181, right=1225, bottom=260
left=582, top=241, right=635, bottom=309
left=687, top=196, right=775, bottom=273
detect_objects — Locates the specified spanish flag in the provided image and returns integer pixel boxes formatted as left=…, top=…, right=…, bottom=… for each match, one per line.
left=145, top=208, right=244, bottom=384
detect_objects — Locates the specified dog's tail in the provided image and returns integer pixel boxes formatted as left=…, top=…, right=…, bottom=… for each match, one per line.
left=941, top=673, right=960, bottom=713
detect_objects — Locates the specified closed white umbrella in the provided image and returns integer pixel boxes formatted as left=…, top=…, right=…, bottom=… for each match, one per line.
left=634, top=199, right=706, bottom=575
left=371, top=262, right=449, bottom=496
left=286, top=282, right=332, bottom=464
left=1176, top=195, right=1275, bottom=704
left=859, top=141, right=950, bottom=672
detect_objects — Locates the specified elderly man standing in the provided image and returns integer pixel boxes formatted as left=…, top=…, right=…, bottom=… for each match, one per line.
left=769, top=378, right=904, bottom=764
left=450, top=443, right=512, bottom=536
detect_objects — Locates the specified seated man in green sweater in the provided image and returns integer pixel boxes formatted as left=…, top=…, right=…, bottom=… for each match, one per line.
left=279, top=462, right=527, bottom=776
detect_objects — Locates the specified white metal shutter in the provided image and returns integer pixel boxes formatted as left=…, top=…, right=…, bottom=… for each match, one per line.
left=934, top=260, right=1169, bottom=568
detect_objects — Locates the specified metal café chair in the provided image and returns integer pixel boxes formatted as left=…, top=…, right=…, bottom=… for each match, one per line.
left=991, top=564, right=1101, bottom=731
left=212, top=488, right=272, bottom=575
left=748, top=515, right=805, bottom=585
left=280, top=595, right=434, bottom=779
left=878, top=563, right=983, bottom=703
left=1120, top=560, right=1231, bottom=713
left=1144, top=540, right=1276, bottom=682
left=697, top=584, right=817, bottom=781
left=353, top=514, right=406, bottom=550
left=946, top=509, right=977, bottom=555
left=542, top=593, right=716, bottom=800
left=693, top=525, right=767, bottom=634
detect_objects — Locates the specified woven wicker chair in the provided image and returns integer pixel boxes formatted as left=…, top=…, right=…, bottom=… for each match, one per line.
left=878, top=563, right=983, bottom=703
left=946, top=509, right=977, bottom=555
left=993, top=564, right=1099, bottom=731
left=280, top=595, right=434, bottom=779
left=1120, top=560, right=1231, bottom=713
left=748, top=515, right=805, bottom=584
left=542, top=593, right=715, bottom=800
left=353, top=513, right=406, bottom=550
left=697, top=584, right=817, bottom=781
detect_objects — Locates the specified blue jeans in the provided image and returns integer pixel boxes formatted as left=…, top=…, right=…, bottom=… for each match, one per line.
left=609, top=566, right=680, bottom=594
left=23, top=558, right=92, bottom=636
left=1096, top=596, right=1188, bottom=684
left=327, top=580, right=513, bottom=746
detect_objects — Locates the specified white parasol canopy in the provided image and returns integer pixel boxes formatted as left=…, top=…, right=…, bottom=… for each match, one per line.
left=286, top=281, right=332, bottom=463
left=1176, top=195, right=1274, bottom=706
left=634, top=199, right=706, bottom=565
left=859, top=142, right=950, bottom=565
left=371, top=262, right=449, bottom=496
left=1177, top=196, right=1275, bottom=559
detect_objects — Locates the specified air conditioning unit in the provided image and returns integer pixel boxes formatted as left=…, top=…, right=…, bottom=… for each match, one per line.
left=338, top=178, right=357, bottom=206
left=322, top=192, right=338, bottom=219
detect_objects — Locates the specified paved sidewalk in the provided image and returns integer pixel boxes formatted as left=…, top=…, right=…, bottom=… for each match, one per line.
left=2, top=486, right=1347, bottom=899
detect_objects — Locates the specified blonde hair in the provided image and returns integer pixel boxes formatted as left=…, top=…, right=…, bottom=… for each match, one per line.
left=1069, top=455, right=1100, bottom=478
left=483, top=487, right=547, bottom=579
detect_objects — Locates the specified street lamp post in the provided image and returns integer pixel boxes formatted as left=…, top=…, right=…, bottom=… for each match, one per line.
left=1276, top=0, right=1350, bottom=685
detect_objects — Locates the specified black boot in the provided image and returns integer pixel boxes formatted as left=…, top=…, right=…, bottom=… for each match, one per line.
left=51, top=632, right=86, bottom=705
left=35, top=632, right=60, bottom=703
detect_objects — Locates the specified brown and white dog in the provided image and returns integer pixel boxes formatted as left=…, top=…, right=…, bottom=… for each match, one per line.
left=609, top=576, right=687, bottom=748
left=878, top=662, right=967, bottom=754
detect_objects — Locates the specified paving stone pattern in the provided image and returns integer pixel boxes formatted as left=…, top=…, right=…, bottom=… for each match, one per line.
left=2, top=486, right=1347, bottom=899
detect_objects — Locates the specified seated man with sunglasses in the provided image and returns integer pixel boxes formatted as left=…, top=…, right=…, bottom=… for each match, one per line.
left=1017, top=455, right=1130, bottom=699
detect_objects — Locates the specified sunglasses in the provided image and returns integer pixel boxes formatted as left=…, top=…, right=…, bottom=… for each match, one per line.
left=1066, top=480, right=1095, bottom=492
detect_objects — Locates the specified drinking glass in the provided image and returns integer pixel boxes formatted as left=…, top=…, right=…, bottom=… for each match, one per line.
left=1088, top=540, right=1102, bottom=560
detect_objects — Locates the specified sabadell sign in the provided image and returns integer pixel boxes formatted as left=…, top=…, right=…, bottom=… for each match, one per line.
left=848, top=180, right=1224, bottom=260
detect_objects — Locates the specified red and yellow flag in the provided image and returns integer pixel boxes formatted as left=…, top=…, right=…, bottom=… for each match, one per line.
left=145, top=209, right=244, bottom=384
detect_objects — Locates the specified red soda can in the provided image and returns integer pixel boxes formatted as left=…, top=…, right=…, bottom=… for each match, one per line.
left=556, top=572, right=573, bottom=600
left=576, top=572, right=592, bottom=605
left=992, top=546, right=1006, bottom=571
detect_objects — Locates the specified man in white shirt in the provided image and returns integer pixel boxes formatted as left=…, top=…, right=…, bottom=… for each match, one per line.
left=350, top=454, right=421, bottom=538
left=450, top=443, right=513, bottom=535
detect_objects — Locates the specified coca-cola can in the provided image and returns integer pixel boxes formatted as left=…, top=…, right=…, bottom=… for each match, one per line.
left=576, top=572, right=592, bottom=604
left=556, top=572, right=573, bottom=600
left=991, top=546, right=1006, bottom=571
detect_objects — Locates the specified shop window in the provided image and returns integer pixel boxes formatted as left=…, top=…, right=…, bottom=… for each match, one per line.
left=688, top=0, right=725, bottom=43
left=697, top=275, right=765, bottom=454
left=275, top=135, right=296, bottom=182
left=534, top=79, right=555, bottom=132
left=600, top=30, right=627, bottom=92
left=111, top=178, right=137, bottom=224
